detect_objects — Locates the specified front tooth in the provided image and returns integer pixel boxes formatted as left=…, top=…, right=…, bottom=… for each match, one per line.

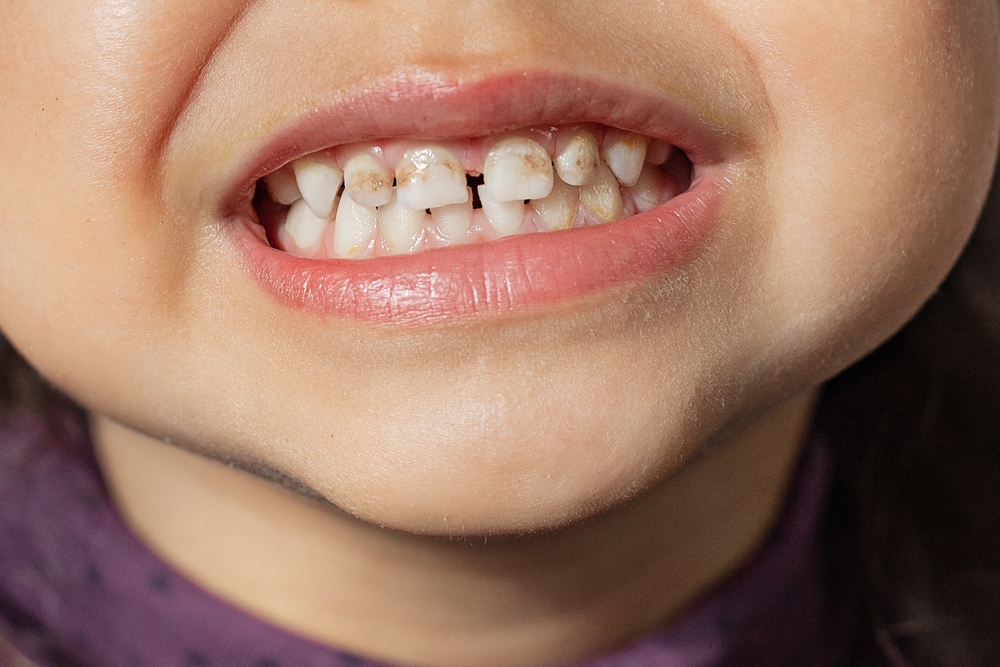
left=483, top=137, right=554, bottom=202
left=530, top=176, right=580, bottom=231
left=344, top=153, right=393, bottom=208
left=554, top=129, right=600, bottom=187
left=331, top=191, right=377, bottom=258
left=395, top=146, right=469, bottom=211
left=281, top=198, right=330, bottom=254
left=478, top=184, right=524, bottom=237
left=431, top=188, right=473, bottom=242
left=264, top=165, right=302, bottom=205
left=292, top=154, right=344, bottom=219
left=630, top=164, right=667, bottom=213
left=377, top=189, right=426, bottom=253
left=601, top=131, right=649, bottom=187
left=580, top=160, right=624, bottom=222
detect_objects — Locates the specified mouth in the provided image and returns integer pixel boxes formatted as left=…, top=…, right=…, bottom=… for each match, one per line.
left=223, top=73, right=737, bottom=324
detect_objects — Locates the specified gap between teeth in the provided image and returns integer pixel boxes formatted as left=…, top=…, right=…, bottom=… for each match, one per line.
left=261, top=125, right=678, bottom=259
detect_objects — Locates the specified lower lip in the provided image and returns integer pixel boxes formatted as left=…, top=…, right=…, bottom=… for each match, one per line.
left=228, top=171, right=729, bottom=324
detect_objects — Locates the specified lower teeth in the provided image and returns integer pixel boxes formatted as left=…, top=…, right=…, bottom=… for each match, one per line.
left=255, top=126, right=689, bottom=260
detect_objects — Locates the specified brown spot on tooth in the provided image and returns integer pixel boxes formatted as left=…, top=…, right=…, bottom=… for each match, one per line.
left=348, top=171, right=390, bottom=195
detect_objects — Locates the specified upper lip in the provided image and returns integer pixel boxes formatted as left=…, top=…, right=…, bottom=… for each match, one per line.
left=218, top=70, right=755, bottom=218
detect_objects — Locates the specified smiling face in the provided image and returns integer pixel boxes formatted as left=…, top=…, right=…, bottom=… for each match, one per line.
left=0, top=1, right=997, bottom=534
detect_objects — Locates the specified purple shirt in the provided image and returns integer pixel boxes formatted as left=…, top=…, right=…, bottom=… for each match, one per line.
left=0, top=408, right=834, bottom=667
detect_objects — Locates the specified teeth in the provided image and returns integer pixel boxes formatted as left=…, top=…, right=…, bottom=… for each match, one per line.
left=630, top=164, right=667, bottom=213
left=292, top=154, right=344, bottom=219
left=261, top=127, right=683, bottom=259
left=645, top=139, right=673, bottom=166
left=483, top=137, right=554, bottom=202
left=554, top=129, right=600, bottom=187
left=395, top=146, right=469, bottom=211
left=331, top=191, right=377, bottom=258
left=530, top=176, right=580, bottom=231
left=281, top=198, right=330, bottom=254
left=580, top=160, right=624, bottom=222
left=478, top=184, right=524, bottom=237
left=264, top=165, right=302, bottom=205
left=377, top=189, right=426, bottom=254
left=344, top=153, right=393, bottom=208
left=601, top=131, right=649, bottom=188
left=431, top=188, right=473, bottom=242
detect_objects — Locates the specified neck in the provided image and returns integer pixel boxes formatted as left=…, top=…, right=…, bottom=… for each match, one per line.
left=92, top=391, right=815, bottom=667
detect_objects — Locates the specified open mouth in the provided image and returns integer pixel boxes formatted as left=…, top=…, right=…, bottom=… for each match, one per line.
left=223, top=74, right=734, bottom=323
left=252, top=124, right=693, bottom=260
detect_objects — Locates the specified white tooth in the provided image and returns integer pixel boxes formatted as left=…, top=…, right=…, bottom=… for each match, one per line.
left=264, top=165, right=302, bottom=205
left=645, top=139, right=673, bottom=166
left=630, top=164, right=667, bottom=213
left=281, top=198, right=330, bottom=253
left=601, top=131, right=649, bottom=188
left=331, top=191, right=377, bottom=258
left=580, top=160, right=624, bottom=222
left=292, top=154, right=344, bottom=219
left=344, top=153, right=393, bottom=208
left=530, top=176, right=580, bottom=231
left=554, top=129, right=600, bottom=187
left=395, top=146, right=469, bottom=210
left=377, top=189, right=426, bottom=254
left=478, top=184, right=524, bottom=237
left=431, top=188, right=473, bottom=242
left=484, top=137, right=554, bottom=202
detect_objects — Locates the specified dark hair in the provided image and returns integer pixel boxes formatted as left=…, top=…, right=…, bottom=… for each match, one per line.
left=2, top=167, right=999, bottom=665
left=818, top=164, right=1000, bottom=665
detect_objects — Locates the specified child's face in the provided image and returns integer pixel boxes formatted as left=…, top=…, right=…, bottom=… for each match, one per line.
left=1, top=1, right=997, bottom=533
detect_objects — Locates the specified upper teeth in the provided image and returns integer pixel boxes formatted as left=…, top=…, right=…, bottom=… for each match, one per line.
left=554, top=128, right=601, bottom=187
left=257, top=124, right=684, bottom=260
left=483, top=137, right=554, bottom=202
left=601, top=130, right=649, bottom=188
left=263, top=165, right=302, bottom=206
left=395, top=146, right=470, bottom=211
left=343, top=152, right=394, bottom=208
left=292, top=153, right=344, bottom=219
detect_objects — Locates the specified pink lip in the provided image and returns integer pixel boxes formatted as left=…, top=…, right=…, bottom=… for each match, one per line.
left=223, top=72, right=737, bottom=324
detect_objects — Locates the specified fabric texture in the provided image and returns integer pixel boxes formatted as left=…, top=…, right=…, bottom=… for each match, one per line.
left=0, top=407, right=834, bottom=667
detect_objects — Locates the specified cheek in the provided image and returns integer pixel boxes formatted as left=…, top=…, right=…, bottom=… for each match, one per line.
left=726, top=0, right=1000, bottom=357
left=0, top=0, right=246, bottom=402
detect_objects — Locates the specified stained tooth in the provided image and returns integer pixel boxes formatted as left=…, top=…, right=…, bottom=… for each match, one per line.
left=630, top=164, right=667, bottom=213
left=395, top=146, right=469, bottom=211
left=530, top=176, right=580, bottom=231
left=377, top=189, right=426, bottom=254
left=431, top=188, right=473, bottom=242
left=601, top=131, right=649, bottom=188
left=331, top=191, right=377, bottom=258
left=580, top=160, right=624, bottom=222
left=344, top=153, right=393, bottom=208
left=281, top=198, right=330, bottom=254
left=646, top=139, right=673, bottom=166
left=478, top=184, right=524, bottom=237
left=292, top=154, right=344, bottom=219
left=554, top=129, right=600, bottom=187
left=264, top=165, right=302, bottom=205
left=483, top=137, right=554, bottom=202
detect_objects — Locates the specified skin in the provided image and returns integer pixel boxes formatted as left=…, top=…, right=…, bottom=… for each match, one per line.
left=1, top=1, right=999, bottom=665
